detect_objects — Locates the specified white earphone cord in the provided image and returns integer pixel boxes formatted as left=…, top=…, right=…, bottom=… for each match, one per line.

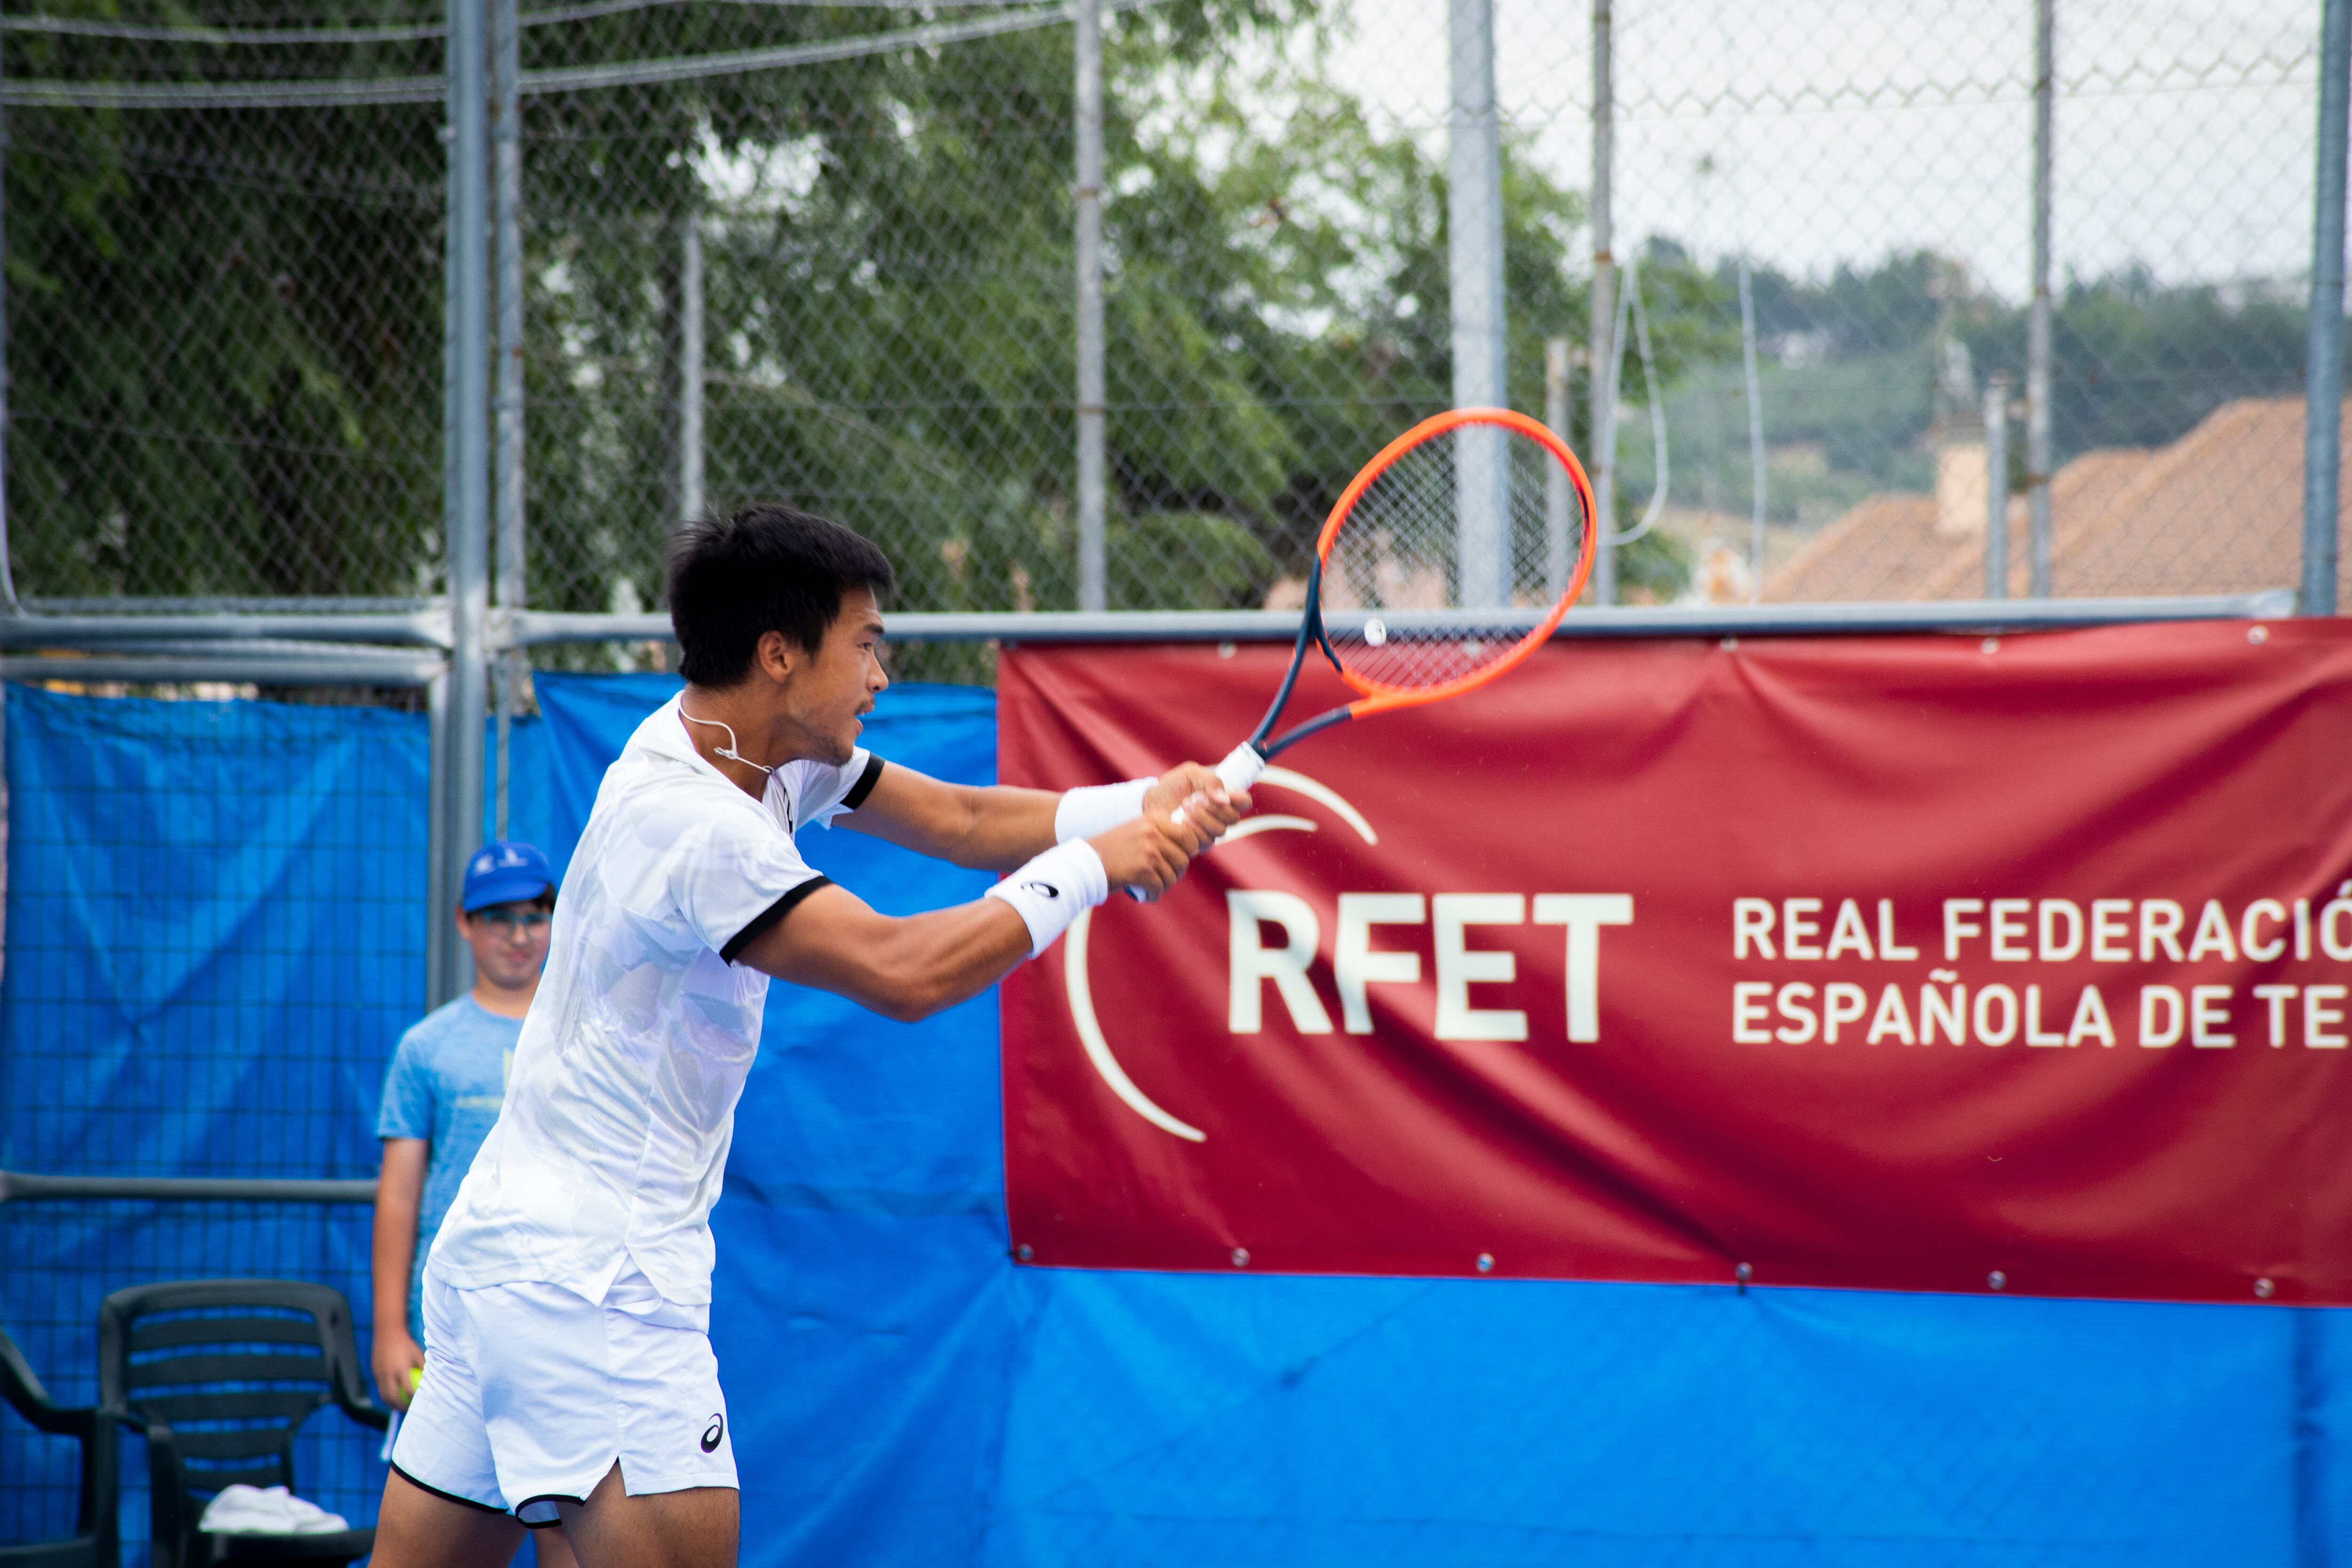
left=679, top=708, right=774, bottom=777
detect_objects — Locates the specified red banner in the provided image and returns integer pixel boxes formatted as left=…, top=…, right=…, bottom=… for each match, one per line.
left=998, top=621, right=2352, bottom=1303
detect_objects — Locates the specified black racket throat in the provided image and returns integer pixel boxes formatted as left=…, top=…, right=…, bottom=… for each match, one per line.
left=1245, top=561, right=1355, bottom=762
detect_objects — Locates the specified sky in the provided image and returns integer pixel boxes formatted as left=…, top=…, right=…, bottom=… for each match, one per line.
left=1311, top=0, right=2323, bottom=299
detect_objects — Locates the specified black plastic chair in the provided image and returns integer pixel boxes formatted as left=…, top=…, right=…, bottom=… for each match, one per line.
left=97, top=1282, right=387, bottom=1568
left=0, top=1321, right=116, bottom=1568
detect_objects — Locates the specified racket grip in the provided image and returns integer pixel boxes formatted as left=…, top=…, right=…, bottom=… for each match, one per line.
left=1214, top=742, right=1267, bottom=795
left=1126, top=745, right=1265, bottom=902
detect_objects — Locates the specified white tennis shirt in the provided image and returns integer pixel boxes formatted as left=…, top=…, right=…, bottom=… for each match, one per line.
left=426, top=694, right=879, bottom=1307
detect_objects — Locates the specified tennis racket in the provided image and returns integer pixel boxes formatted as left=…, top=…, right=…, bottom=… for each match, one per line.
left=1132, top=406, right=1597, bottom=895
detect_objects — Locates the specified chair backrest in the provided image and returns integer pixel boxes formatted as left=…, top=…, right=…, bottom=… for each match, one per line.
left=97, top=1280, right=364, bottom=1501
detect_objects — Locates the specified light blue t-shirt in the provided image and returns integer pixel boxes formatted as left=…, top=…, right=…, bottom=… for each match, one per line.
left=375, top=995, right=523, bottom=1339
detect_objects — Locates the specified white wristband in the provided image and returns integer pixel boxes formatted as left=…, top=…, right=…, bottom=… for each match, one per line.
left=986, top=840, right=1110, bottom=957
left=1054, top=778, right=1154, bottom=844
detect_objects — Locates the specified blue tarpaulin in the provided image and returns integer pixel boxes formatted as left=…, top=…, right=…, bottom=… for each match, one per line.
left=4, top=675, right=2344, bottom=1565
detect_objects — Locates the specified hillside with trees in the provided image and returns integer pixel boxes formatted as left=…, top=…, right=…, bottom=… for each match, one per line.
left=1621, top=247, right=2312, bottom=546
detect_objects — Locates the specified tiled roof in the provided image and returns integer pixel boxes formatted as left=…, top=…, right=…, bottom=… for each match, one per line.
left=1763, top=397, right=2346, bottom=603
left=1764, top=492, right=1940, bottom=604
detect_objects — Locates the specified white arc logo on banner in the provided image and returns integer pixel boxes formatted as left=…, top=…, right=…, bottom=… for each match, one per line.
left=1064, top=766, right=1379, bottom=1142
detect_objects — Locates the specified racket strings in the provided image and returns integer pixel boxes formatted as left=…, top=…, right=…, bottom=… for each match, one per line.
left=1321, top=426, right=1588, bottom=693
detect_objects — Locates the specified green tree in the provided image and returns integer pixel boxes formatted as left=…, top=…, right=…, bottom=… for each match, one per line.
left=6, top=6, right=445, bottom=599
left=1959, top=265, right=2308, bottom=461
left=8, top=1, right=1726, bottom=618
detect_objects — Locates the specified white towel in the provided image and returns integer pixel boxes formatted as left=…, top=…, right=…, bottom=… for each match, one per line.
left=197, top=1484, right=350, bottom=1535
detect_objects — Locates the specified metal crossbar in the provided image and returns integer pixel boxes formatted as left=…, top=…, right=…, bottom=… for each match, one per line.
left=0, top=1172, right=379, bottom=1206
left=507, top=593, right=2297, bottom=647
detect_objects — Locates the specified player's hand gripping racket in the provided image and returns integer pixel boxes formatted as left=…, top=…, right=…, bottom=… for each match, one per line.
left=1133, top=407, right=1597, bottom=896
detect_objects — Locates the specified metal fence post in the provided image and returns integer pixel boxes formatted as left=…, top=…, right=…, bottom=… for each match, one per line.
left=425, top=667, right=453, bottom=1005
left=2305, top=0, right=2350, bottom=617
left=1073, top=0, right=1106, bottom=613
left=0, top=31, right=16, bottom=613
left=1449, top=0, right=1508, bottom=608
left=1588, top=0, right=1616, bottom=606
left=679, top=216, right=704, bottom=526
left=1738, top=255, right=1766, bottom=602
left=1544, top=338, right=1575, bottom=600
left=2026, top=0, right=2055, bottom=599
left=1985, top=375, right=2011, bottom=599
left=493, top=0, right=524, bottom=839
left=441, top=0, right=491, bottom=1005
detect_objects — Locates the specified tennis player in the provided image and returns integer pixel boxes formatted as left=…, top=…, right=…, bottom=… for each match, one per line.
left=372, top=503, right=1245, bottom=1568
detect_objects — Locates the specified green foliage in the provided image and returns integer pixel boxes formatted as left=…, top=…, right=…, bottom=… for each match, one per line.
left=6, top=3, right=446, bottom=598
left=1107, top=510, right=1275, bottom=609
left=1646, top=248, right=2312, bottom=534
left=1958, top=267, right=2309, bottom=460
left=1739, top=249, right=1955, bottom=361
left=3, top=0, right=1733, bottom=614
left=1611, top=527, right=1692, bottom=602
left=517, top=6, right=1339, bottom=615
left=1753, top=253, right=2303, bottom=465
left=508, top=9, right=1645, bottom=614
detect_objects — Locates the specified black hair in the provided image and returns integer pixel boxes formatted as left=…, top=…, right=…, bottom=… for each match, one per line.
left=667, top=503, right=896, bottom=687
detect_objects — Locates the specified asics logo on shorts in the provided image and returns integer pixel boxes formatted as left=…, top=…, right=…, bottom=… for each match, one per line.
left=700, top=1414, right=725, bottom=1453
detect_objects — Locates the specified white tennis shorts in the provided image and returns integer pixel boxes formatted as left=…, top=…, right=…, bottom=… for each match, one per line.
left=390, top=1264, right=737, bottom=1525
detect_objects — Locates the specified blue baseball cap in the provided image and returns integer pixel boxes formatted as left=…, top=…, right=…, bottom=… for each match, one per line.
left=463, top=840, right=555, bottom=912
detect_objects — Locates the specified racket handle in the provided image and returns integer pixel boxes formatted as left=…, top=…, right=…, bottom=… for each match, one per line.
left=1124, top=744, right=1267, bottom=902
left=1169, top=743, right=1268, bottom=831
left=1213, top=742, right=1268, bottom=795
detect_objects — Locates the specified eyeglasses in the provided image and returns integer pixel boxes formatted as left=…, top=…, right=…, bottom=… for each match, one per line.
left=473, top=908, right=552, bottom=937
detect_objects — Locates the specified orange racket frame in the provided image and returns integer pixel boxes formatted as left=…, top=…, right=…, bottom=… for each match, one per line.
left=1143, top=407, right=1597, bottom=895
left=1257, top=406, right=1597, bottom=756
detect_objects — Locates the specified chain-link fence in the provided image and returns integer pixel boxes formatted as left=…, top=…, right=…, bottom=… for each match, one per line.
left=504, top=0, right=1385, bottom=652
left=4, top=4, right=446, bottom=605
left=1224, top=0, right=2328, bottom=606
left=1561, top=0, right=2327, bottom=605
left=1, top=0, right=2332, bottom=629
left=0, top=681, right=428, bottom=1560
left=0, top=6, right=2336, bottom=1555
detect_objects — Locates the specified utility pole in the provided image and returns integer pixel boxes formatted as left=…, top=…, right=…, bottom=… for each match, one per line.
left=1073, top=0, right=1106, bottom=612
left=437, top=0, right=491, bottom=1004
left=2304, top=0, right=2349, bottom=614
left=1544, top=337, right=1576, bottom=599
left=1984, top=375, right=2011, bottom=599
left=2025, top=0, right=2055, bottom=597
left=1448, top=0, right=1509, bottom=607
left=492, top=0, right=524, bottom=839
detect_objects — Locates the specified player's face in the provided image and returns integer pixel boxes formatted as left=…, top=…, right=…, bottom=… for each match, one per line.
left=461, top=898, right=553, bottom=991
left=794, top=586, right=889, bottom=766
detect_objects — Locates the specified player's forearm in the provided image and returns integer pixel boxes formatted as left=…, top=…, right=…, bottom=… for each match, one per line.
left=747, top=896, right=1035, bottom=1023
left=372, top=1140, right=428, bottom=1338
left=370, top=1192, right=420, bottom=1337
left=906, top=781, right=1062, bottom=871
left=952, top=785, right=1067, bottom=869
left=847, top=770, right=1061, bottom=871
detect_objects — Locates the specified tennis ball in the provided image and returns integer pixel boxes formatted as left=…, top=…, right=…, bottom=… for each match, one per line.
left=408, top=1362, right=425, bottom=1393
